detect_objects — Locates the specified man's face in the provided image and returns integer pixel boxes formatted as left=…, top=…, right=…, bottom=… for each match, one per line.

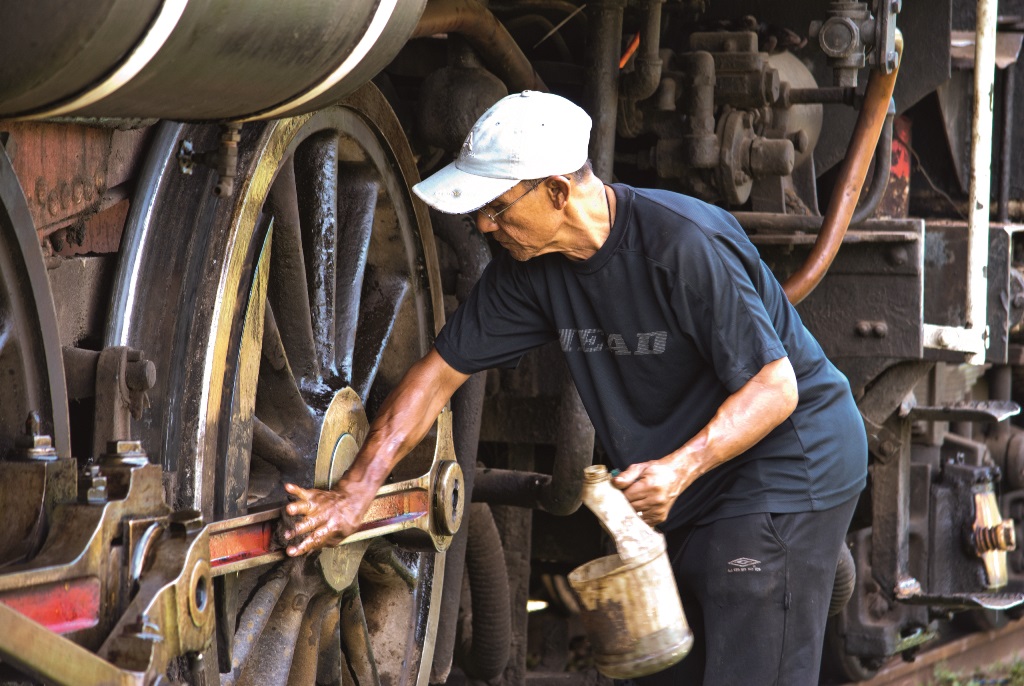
left=475, top=180, right=559, bottom=261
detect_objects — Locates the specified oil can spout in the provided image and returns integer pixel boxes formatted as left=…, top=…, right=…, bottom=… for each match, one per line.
left=580, top=465, right=662, bottom=563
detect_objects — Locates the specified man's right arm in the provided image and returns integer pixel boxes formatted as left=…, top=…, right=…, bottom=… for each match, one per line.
left=283, top=347, right=470, bottom=555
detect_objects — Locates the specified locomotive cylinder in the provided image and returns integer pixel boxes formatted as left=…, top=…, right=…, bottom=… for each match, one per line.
left=0, top=0, right=425, bottom=121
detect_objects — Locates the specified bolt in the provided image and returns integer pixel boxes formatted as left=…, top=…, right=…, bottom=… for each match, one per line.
left=888, top=246, right=908, bottom=266
left=177, top=140, right=196, bottom=176
left=880, top=440, right=897, bottom=458
left=894, top=576, right=922, bottom=598
left=821, top=18, right=858, bottom=58
left=126, top=359, right=157, bottom=391
left=80, top=464, right=108, bottom=505
left=886, top=51, right=898, bottom=72
left=788, top=130, right=809, bottom=154
left=102, top=440, right=149, bottom=467
left=18, top=411, right=57, bottom=461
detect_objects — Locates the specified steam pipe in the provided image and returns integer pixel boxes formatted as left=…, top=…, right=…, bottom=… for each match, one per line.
left=850, top=100, right=895, bottom=225
left=473, top=468, right=550, bottom=508
left=782, top=34, right=902, bottom=305
left=412, top=0, right=546, bottom=93
left=584, top=0, right=626, bottom=180
left=471, top=372, right=594, bottom=516
left=999, top=63, right=1015, bottom=224
left=619, top=0, right=665, bottom=101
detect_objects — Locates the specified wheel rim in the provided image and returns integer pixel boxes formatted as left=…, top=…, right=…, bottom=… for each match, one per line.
left=0, top=140, right=70, bottom=567
left=109, top=84, right=448, bottom=685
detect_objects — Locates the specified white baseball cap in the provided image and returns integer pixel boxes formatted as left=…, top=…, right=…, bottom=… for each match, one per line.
left=412, top=91, right=592, bottom=214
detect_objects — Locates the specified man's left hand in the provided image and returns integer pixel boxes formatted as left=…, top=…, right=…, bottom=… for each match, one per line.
left=612, top=460, right=688, bottom=526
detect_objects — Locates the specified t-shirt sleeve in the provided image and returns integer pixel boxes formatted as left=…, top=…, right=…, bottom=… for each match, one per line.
left=670, top=220, right=787, bottom=393
left=435, top=253, right=556, bottom=374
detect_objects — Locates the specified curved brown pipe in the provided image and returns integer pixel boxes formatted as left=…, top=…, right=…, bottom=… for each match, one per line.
left=413, top=0, right=547, bottom=93
left=782, top=36, right=903, bottom=304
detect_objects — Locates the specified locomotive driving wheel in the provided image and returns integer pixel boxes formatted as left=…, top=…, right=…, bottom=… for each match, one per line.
left=108, top=84, right=450, bottom=685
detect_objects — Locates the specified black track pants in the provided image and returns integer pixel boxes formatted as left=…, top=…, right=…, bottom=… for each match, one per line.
left=635, top=496, right=859, bottom=686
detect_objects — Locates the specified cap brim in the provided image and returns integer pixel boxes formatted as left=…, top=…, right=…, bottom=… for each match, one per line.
left=412, top=160, right=518, bottom=214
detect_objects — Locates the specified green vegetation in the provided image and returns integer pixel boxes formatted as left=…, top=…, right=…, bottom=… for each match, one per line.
left=932, top=659, right=1024, bottom=686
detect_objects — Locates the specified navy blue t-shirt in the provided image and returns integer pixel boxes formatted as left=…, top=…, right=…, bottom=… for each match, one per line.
left=435, top=184, right=867, bottom=528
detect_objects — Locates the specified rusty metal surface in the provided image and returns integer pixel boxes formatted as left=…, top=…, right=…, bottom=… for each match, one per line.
left=758, top=218, right=924, bottom=360
left=1, top=124, right=148, bottom=246
left=838, top=618, right=1024, bottom=686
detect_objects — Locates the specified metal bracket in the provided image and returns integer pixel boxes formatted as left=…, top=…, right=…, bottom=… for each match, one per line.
left=176, top=122, right=242, bottom=196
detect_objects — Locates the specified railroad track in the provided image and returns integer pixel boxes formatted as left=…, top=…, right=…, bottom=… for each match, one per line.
left=843, top=618, right=1024, bottom=686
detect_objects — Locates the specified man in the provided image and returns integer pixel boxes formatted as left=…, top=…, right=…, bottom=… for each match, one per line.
left=283, top=91, right=867, bottom=685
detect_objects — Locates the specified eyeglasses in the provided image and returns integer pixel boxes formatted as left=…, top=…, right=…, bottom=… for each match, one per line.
left=477, top=180, right=543, bottom=223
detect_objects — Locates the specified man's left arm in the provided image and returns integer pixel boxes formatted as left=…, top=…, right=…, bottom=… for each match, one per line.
left=613, top=356, right=798, bottom=524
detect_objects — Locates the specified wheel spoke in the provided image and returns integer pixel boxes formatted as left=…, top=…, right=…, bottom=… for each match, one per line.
left=256, top=303, right=314, bottom=432
left=251, top=417, right=304, bottom=473
left=286, top=595, right=335, bottom=686
left=226, top=563, right=293, bottom=685
left=266, top=157, right=318, bottom=384
left=295, top=133, right=340, bottom=382
left=317, top=605, right=344, bottom=685
left=238, top=576, right=311, bottom=686
left=339, top=585, right=381, bottom=686
left=352, top=267, right=409, bottom=402
left=335, top=165, right=378, bottom=387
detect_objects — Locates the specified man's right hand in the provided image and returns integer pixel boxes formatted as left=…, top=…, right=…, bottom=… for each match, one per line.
left=282, top=481, right=374, bottom=556
left=281, top=348, right=470, bottom=557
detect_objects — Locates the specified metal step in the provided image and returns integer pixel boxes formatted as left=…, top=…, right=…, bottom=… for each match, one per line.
left=906, top=400, right=1020, bottom=424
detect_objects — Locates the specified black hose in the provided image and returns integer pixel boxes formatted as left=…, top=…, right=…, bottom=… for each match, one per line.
left=830, top=543, right=857, bottom=617
left=459, top=502, right=512, bottom=680
left=850, top=100, right=895, bottom=225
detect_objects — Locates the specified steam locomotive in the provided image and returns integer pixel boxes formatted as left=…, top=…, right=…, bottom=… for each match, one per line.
left=0, top=1, right=1021, bottom=683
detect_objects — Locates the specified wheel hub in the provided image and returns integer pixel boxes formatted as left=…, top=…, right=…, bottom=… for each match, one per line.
left=314, top=387, right=371, bottom=591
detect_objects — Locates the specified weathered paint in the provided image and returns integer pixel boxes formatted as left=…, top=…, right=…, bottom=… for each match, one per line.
left=0, top=576, right=101, bottom=634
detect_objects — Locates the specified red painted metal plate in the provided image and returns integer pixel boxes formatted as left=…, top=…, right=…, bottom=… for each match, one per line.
left=0, top=576, right=101, bottom=634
